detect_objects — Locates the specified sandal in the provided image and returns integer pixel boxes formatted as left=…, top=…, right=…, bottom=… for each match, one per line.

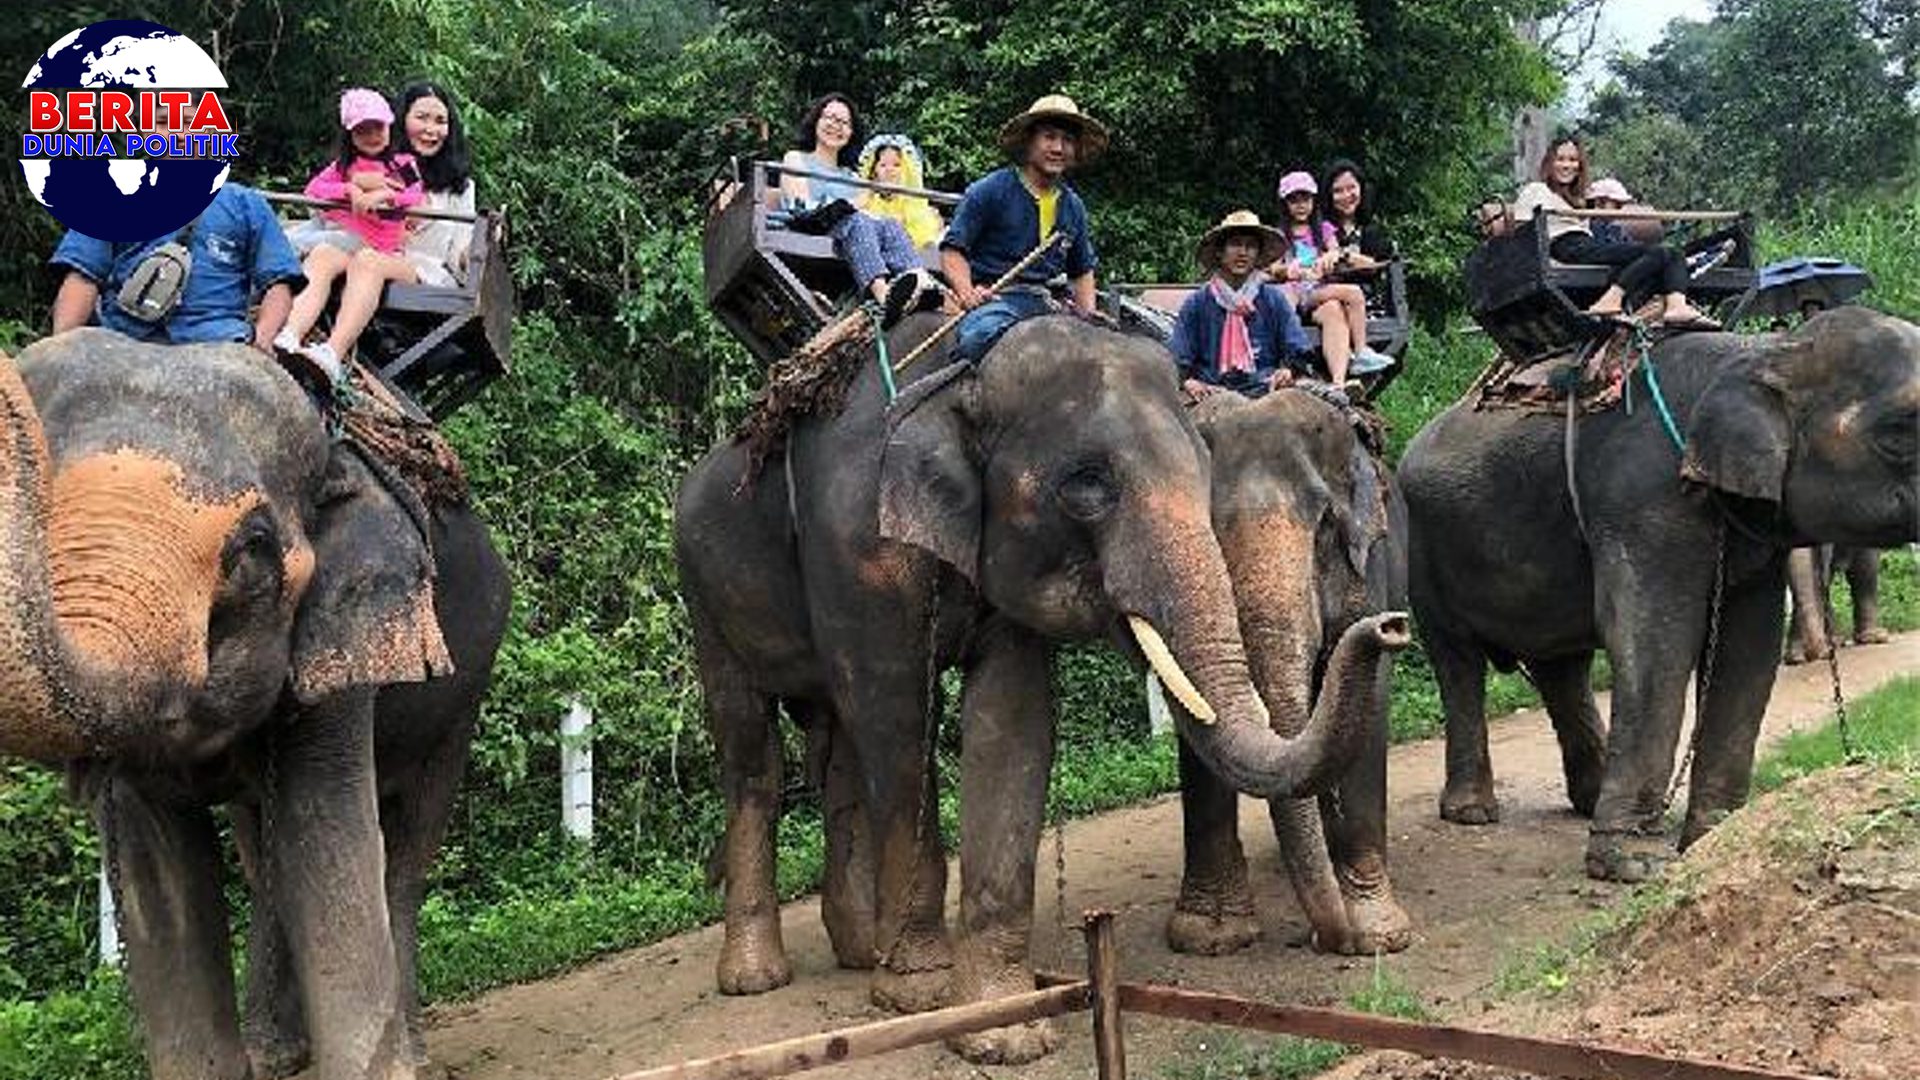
left=1660, top=309, right=1721, bottom=330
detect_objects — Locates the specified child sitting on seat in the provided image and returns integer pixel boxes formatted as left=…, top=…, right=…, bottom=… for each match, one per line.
left=1271, top=170, right=1394, bottom=389
left=857, top=135, right=945, bottom=249
left=276, top=88, right=425, bottom=385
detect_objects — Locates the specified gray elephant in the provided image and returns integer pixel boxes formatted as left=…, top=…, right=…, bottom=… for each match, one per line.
left=1785, top=545, right=1887, bottom=663
left=0, top=330, right=509, bottom=1080
left=1400, top=307, right=1918, bottom=882
left=674, top=314, right=1404, bottom=1063
left=1170, top=390, right=1412, bottom=957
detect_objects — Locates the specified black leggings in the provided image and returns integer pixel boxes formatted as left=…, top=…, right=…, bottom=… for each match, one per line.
left=1550, top=233, right=1687, bottom=304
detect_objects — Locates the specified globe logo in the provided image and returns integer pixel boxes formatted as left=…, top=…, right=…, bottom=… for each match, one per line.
left=19, top=20, right=235, bottom=242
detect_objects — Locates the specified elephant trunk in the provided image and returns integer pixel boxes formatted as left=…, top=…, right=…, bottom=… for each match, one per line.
left=1109, top=495, right=1389, bottom=801
left=0, top=355, right=246, bottom=764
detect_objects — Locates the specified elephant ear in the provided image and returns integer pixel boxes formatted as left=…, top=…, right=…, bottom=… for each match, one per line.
left=1680, top=342, right=1799, bottom=502
left=290, top=446, right=452, bottom=703
left=1337, top=440, right=1392, bottom=578
left=877, top=362, right=982, bottom=582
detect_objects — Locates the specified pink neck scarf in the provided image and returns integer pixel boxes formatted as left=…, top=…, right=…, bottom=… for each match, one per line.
left=1207, top=272, right=1265, bottom=374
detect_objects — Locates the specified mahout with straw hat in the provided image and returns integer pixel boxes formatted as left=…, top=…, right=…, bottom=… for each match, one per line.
left=1168, top=209, right=1314, bottom=401
left=996, top=93, right=1110, bottom=163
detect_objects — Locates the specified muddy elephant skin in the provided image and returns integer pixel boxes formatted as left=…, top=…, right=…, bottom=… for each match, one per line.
left=0, top=329, right=509, bottom=1080
left=675, top=314, right=1399, bottom=1063
left=1173, top=390, right=1412, bottom=958
left=1400, top=307, right=1919, bottom=883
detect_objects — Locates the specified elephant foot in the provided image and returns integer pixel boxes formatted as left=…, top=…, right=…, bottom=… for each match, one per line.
left=821, top=901, right=877, bottom=971
left=1565, top=763, right=1603, bottom=819
left=716, top=926, right=792, bottom=995
left=945, top=965, right=1059, bottom=1065
left=1166, top=901, right=1262, bottom=956
left=1783, top=642, right=1809, bottom=665
left=1584, top=831, right=1672, bottom=883
left=870, top=930, right=954, bottom=1013
left=1339, top=864, right=1413, bottom=955
left=1854, top=626, right=1889, bottom=646
left=1439, top=780, right=1500, bottom=825
left=245, top=1036, right=311, bottom=1080
left=1678, top=805, right=1734, bottom=852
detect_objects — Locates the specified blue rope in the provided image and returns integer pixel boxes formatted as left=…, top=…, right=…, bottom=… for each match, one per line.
left=865, top=301, right=897, bottom=402
left=1637, top=347, right=1686, bottom=453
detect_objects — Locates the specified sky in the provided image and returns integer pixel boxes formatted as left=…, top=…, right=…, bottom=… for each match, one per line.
left=1567, top=0, right=1716, bottom=109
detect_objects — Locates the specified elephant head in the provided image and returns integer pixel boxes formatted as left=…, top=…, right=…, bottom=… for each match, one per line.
left=0, top=329, right=448, bottom=766
left=1682, top=306, right=1920, bottom=547
left=876, top=316, right=1384, bottom=798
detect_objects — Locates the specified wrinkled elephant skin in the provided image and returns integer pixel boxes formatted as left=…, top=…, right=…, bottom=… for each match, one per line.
left=0, top=330, right=509, bottom=1080
left=1400, top=307, right=1919, bottom=882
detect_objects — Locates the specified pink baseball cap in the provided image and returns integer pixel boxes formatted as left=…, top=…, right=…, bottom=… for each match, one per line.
left=1276, top=170, right=1318, bottom=199
left=1586, top=177, right=1633, bottom=203
left=339, top=88, right=394, bottom=131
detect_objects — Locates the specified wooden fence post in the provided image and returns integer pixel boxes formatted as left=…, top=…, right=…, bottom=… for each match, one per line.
left=1084, top=910, right=1126, bottom=1080
left=1145, top=673, right=1172, bottom=736
left=561, top=698, right=594, bottom=842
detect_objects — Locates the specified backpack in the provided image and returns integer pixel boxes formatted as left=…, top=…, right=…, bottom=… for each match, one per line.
left=115, top=217, right=200, bottom=324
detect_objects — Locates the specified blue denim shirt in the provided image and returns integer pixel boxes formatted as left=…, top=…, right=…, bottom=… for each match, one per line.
left=1168, top=282, right=1313, bottom=397
left=941, top=167, right=1096, bottom=285
left=49, top=183, right=305, bottom=344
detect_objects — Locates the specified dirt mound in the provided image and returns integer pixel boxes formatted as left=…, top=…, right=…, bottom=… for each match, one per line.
left=1348, top=764, right=1920, bottom=1080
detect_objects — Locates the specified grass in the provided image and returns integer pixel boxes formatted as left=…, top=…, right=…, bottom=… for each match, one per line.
left=1159, top=963, right=1428, bottom=1080
left=1491, top=673, right=1920, bottom=1004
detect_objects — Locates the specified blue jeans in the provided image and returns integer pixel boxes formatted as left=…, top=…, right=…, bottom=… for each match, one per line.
left=952, top=290, right=1055, bottom=364
left=831, top=212, right=920, bottom=292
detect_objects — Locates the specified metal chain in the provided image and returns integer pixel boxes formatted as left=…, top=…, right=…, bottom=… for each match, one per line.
left=1819, top=581, right=1858, bottom=762
left=1053, top=816, right=1068, bottom=966
left=1663, top=519, right=1725, bottom=816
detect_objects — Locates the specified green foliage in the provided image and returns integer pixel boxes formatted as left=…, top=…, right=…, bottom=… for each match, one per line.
left=1752, top=675, right=1920, bottom=794
left=1158, top=965, right=1426, bottom=1080
left=1585, top=0, right=1917, bottom=214
left=1759, top=185, right=1920, bottom=319
left=0, top=973, right=141, bottom=1080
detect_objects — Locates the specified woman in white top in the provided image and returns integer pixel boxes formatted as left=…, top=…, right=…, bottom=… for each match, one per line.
left=1513, top=136, right=1714, bottom=327
left=393, top=81, right=475, bottom=288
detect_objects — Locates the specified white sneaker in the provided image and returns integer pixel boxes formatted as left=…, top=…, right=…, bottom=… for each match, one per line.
left=301, top=341, right=343, bottom=383
left=1350, top=348, right=1396, bottom=375
left=272, top=328, right=301, bottom=355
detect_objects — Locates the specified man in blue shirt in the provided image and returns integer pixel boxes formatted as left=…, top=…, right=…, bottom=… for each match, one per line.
left=1169, top=211, right=1313, bottom=401
left=49, top=182, right=303, bottom=355
left=940, top=94, right=1103, bottom=364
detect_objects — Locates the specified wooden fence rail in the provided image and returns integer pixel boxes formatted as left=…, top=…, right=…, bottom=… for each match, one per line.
left=610, top=911, right=1829, bottom=1080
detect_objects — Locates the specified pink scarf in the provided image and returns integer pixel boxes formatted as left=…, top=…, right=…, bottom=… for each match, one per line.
left=1207, top=272, right=1265, bottom=374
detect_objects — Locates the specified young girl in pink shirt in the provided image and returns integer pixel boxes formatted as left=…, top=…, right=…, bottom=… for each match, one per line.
left=277, top=87, right=425, bottom=384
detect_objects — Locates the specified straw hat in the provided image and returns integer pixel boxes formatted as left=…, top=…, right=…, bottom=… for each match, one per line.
left=1196, top=210, right=1287, bottom=270
left=998, top=94, right=1109, bottom=163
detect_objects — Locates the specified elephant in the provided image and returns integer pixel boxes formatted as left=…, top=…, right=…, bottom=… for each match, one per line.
left=674, top=314, right=1405, bottom=1063
left=1170, top=390, right=1413, bottom=958
left=0, top=329, right=510, bottom=1080
left=1784, top=545, right=1887, bottom=663
left=1399, top=306, right=1918, bottom=882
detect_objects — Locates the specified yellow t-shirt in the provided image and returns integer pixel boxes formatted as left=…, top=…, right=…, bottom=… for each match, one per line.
left=1021, top=175, right=1059, bottom=241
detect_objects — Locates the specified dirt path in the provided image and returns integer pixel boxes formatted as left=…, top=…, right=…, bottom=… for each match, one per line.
left=425, top=636, right=1920, bottom=1080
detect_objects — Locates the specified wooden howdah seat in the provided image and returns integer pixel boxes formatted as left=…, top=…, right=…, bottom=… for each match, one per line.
left=359, top=209, right=515, bottom=420
left=1107, top=259, right=1415, bottom=398
left=702, top=158, right=952, bottom=364
left=1465, top=206, right=1758, bottom=364
left=278, top=201, right=514, bottom=422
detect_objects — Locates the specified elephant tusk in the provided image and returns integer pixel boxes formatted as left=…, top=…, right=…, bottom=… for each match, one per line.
left=1128, top=614, right=1216, bottom=725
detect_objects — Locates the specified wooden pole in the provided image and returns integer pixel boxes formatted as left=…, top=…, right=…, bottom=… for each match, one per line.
left=1083, top=911, right=1126, bottom=1080
left=891, top=231, right=1068, bottom=375
left=611, top=982, right=1090, bottom=1080
left=259, top=191, right=480, bottom=223
left=757, top=161, right=964, bottom=207
left=1115, top=983, right=1824, bottom=1080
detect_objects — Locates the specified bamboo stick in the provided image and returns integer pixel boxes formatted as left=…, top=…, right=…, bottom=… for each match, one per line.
left=611, top=982, right=1090, bottom=1080
left=891, top=231, right=1068, bottom=374
left=758, top=161, right=964, bottom=206
left=1556, top=207, right=1744, bottom=222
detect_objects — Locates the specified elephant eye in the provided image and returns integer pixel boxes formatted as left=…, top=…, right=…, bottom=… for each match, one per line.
left=1057, top=462, right=1118, bottom=522
left=217, top=512, right=284, bottom=604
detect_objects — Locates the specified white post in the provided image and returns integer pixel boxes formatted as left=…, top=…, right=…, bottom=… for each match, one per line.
left=98, top=857, right=121, bottom=967
left=560, top=698, right=594, bottom=842
left=1145, top=673, right=1173, bottom=737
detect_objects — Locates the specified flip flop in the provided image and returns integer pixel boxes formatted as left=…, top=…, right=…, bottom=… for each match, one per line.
left=1661, top=311, right=1722, bottom=330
